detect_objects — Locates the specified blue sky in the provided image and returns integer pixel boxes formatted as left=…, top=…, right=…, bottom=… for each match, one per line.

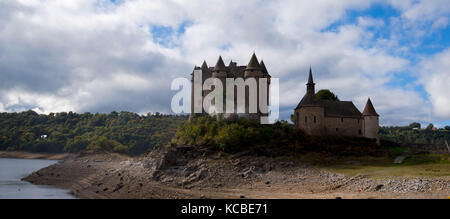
left=0, top=0, right=449, bottom=127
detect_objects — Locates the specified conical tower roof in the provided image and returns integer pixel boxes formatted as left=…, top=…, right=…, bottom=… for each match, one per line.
left=363, top=98, right=379, bottom=116
left=201, top=60, right=208, bottom=69
left=260, top=60, right=268, bottom=74
left=213, top=56, right=226, bottom=71
left=307, top=67, right=314, bottom=85
left=246, top=53, right=262, bottom=70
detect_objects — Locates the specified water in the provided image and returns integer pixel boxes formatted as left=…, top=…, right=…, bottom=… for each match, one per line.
left=0, top=158, right=75, bottom=199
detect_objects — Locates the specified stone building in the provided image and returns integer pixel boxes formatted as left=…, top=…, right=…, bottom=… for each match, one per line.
left=190, top=53, right=271, bottom=120
left=294, top=68, right=380, bottom=143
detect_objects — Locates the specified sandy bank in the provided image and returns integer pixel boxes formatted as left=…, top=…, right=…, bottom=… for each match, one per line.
left=0, top=151, right=74, bottom=160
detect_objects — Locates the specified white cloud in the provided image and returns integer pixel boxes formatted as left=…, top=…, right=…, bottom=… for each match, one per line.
left=419, top=48, right=450, bottom=119
left=0, top=0, right=449, bottom=126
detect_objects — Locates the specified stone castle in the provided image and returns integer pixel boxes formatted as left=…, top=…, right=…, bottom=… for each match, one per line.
left=189, top=53, right=379, bottom=143
left=190, top=53, right=271, bottom=120
left=294, top=68, right=380, bottom=143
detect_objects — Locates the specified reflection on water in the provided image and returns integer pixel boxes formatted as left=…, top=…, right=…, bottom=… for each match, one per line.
left=0, top=158, right=75, bottom=199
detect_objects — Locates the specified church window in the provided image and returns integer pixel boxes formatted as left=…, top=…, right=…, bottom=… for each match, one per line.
left=305, top=116, right=307, bottom=123
left=359, top=129, right=362, bottom=135
left=314, top=116, right=316, bottom=123
left=341, top=117, right=344, bottom=123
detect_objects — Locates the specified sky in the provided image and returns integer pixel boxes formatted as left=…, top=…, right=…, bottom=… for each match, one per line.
left=0, top=0, right=449, bottom=127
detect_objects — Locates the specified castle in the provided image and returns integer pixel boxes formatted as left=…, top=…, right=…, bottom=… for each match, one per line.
left=188, top=53, right=379, bottom=143
left=190, top=53, right=271, bottom=120
left=294, top=68, right=380, bottom=143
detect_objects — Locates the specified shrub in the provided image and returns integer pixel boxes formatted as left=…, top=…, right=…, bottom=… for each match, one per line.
left=87, top=136, right=128, bottom=154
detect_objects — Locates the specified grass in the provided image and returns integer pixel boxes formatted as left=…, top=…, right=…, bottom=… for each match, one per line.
left=295, top=153, right=450, bottom=179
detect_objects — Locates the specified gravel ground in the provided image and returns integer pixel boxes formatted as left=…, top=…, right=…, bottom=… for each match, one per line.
left=23, top=146, right=450, bottom=199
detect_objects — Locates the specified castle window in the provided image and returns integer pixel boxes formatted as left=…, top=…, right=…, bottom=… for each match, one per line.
left=314, top=116, right=316, bottom=123
left=336, top=128, right=339, bottom=132
left=359, top=129, right=362, bottom=135
left=358, top=119, right=360, bottom=124
left=305, top=116, right=307, bottom=123
left=341, top=117, right=344, bottom=123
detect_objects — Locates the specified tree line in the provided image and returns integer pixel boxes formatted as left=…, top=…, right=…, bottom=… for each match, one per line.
left=380, top=123, right=450, bottom=145
left=1, top=110, right=448, bottom=155
left=0, top=110, right=187, bottom=154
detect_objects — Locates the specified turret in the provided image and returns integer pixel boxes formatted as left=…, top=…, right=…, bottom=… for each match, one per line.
left=212, top=56, right=228, bottom=79
left=244, top=53, right=263, bottom=78
left=201, top=60, right=208, bottom=70
left=362, top=98, right=380, bottom=144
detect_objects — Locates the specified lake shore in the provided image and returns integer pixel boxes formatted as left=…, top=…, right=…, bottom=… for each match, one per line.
left=22, top=146, right=450, bottom=199
left=0, top=151, right=74, bottom=160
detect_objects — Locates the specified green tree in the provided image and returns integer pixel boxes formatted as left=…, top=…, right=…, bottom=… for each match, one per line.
left=409, top=122, right=421, bottom=129
left=315, top=89, right=339, bottom=101
left=87, top=137, right=127, bottom=153
left=444, top=126, right=450, bottom=131
left=426, top=123, right=434, bottom=130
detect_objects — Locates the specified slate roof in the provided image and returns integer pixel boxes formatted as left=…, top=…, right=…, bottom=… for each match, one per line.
left=362, top=98, right=379, bottom=116
left=246, top=53, right=262, bottom=70
left=296, top=97, right=362, bottom=118
left=193, top=53, right=270, bottom=79
left=214, top=56, right=227, bottom=71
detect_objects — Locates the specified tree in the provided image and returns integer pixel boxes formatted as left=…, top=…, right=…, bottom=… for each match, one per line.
left=444, top=126, right=450, bottom=131
left=315, top=89, right=339, bottom=101
left=409, top=122, right=421, bottom=129
left=290, top=114, right=296, bottom=124
left=426, top=123, right=434, bottom=130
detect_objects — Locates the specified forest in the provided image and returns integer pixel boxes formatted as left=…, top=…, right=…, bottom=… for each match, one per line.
left=380, top=123, right=450, bottom=145
left=0, top=110, right=187, bottom=154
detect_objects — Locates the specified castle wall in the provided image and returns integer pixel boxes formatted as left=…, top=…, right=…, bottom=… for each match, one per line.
left=363, top=116, right=379, bottom=141
left=323, top=116, right=363, bottom=137
left=296, top=107, right=364, bottom=137
left=295, top=106, right=325, bottom=135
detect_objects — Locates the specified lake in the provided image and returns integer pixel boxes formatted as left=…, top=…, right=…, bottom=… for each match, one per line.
left=0, top=158, right=75, bottom=199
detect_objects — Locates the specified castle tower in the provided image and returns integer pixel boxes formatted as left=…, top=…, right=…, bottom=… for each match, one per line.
left=211, top=56, right=227, bottom=113
left=190, top=61, right=208, bottom=121
left=212, top=56, right=228, bottom=84
left=244, top=53, right=263, bottom=78
left=362, top=98, right=380, bottom=144
left=244, top=53, right=263, bottom=117
left=260, top=60, right=271, bottom=114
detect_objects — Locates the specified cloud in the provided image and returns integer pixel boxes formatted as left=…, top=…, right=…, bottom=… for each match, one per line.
left=0, top=0, right=449, bottom=126
left=419, top=48, right=450, bottom=119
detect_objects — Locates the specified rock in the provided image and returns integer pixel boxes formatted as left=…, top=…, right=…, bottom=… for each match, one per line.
left=375, top=184, right=384, bottom=191
left=183, top=166, right=198, bottom=177
left=182, top=168, right=208, bottom=185
left=242, top=166, right=255, bottom=178
left=113, top=183, right=124, bottom=192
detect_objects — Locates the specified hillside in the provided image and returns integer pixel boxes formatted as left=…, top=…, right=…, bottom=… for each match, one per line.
left=0, top=111, right=187, bottom=155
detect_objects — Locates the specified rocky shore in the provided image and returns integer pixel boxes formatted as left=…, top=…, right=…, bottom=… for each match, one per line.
left=22, top=146, right=450, bottom=199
